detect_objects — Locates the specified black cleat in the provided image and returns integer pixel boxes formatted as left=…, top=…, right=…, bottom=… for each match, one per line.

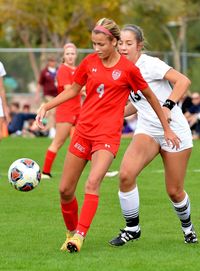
left=184, top=227, right=198, bottom=244
left=109, top=228, right=141, bottom=247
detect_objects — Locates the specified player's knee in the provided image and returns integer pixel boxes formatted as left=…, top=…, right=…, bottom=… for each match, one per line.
left=167, top=187, right=184, bottom=202
left=59, top=185, right=74, bottom=201
left=85, top=176, right=101, bottom=194
left=119, top=169, right=134, bottom=190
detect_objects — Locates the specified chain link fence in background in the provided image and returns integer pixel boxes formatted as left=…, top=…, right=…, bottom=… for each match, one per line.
left=0, top=48, right=200, bottom=109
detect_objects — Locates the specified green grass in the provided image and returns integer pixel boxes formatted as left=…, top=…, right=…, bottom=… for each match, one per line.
left=0, top=137, right=199, bottom=271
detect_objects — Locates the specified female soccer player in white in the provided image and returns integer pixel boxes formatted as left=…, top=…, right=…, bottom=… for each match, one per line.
left=109, top=24, right=198, bottom=246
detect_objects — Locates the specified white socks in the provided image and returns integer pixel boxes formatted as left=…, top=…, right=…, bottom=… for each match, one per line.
left=172, top=193, right=192, bottom=234
left=118, top=186, right=140, bottom=232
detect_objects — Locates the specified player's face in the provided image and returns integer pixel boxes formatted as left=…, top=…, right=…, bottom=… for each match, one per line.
left=118, top=30, right=142, bottom=63
left=91, top=32, right=116, bottom=59
left=63, top=48, right=77, bottom=66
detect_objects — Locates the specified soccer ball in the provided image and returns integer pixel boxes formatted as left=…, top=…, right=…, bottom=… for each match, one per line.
left=8, top=158, right=41, bottom=192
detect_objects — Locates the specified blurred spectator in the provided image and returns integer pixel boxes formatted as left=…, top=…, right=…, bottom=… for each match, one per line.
left=178, top=91, right=193, bottom=114
left=35, top=57, right=58, bottom=100
left=184, top=92, right=200, bottom=139
left=8, top=102, right=20, bottom=117
left=35, top=56, right=58, bottom=138
left=23, top=104, right=31, bottom=113
left=23, top=119, right=49, bottom=138
left=7, top=102, right=37, bottom=136
left=22, top=103, right=33, bottom=132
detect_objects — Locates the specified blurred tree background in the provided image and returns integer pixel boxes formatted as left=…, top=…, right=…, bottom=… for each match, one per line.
left=0, top=0, right=200, bottom=93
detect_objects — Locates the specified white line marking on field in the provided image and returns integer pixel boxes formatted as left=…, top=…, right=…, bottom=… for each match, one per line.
left=152, top=169, right=200, bottom=173
left=152, top=169, right=164, bottom=173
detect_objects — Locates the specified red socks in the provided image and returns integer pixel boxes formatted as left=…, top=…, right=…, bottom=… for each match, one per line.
left=42, top=150, right=56, bottom=173
left=61, top=194, right=99, bottom=236
left=61, top=197, right=78, bottom=231
left=76, top=194, right=99, bottom=237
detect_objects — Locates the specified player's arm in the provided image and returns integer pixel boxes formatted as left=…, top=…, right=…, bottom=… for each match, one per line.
left=36, top=82, right=82, bottom=128
left=164, top=68, right=191, bottom=103
left=124, top=101, right=137, bottom=117
left=162, top=69, right=191, bottom=125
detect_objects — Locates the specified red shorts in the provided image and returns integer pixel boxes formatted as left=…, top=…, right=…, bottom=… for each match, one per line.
left=69, top=130, right=120, bottom=160
left=55, top=110, right=79, bottom=124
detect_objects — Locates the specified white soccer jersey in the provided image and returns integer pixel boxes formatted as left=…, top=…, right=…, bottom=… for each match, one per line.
left=130, top=54, right=191, bottom=138
left=0, top=61, right=6, bottom=117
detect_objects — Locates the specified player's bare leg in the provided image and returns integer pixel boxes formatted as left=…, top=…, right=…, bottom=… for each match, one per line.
left=59, top=151, right=87, bottom=251
left=67, top=149, right=114, bottom=252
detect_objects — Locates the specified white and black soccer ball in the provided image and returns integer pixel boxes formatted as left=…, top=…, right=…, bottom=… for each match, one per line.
left=8, top=158, right=41, bottom=192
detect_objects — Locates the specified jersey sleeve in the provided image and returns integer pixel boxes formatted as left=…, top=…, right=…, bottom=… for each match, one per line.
left=73, top=57, right=88, bottom=86
left=148, top=57, right=171, bottom=79
left=127, top=64, right=148, bottom=93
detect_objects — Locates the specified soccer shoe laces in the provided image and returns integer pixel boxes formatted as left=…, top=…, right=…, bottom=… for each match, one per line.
left=119, top=229, right=137, bottom=242
left=184, top=228, right=198, bottom=244
left=109, top=228, right=141, bottom=247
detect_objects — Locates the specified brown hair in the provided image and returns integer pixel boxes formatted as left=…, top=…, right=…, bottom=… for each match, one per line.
left=121, top=24, right=145, bottom=43
left=93, top=18, right=120, bottom=41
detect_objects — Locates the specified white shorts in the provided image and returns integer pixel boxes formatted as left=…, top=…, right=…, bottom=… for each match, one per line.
left=134, top=128, right=193, bottom=152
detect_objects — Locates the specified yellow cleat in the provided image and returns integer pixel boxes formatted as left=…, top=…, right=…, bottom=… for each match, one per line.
left=67, top=233, right=84, bottom=253
left=60, top=231, right=74, bottom=251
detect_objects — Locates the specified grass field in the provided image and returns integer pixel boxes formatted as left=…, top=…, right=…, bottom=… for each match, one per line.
left=0, top=137, right=199, bottom=271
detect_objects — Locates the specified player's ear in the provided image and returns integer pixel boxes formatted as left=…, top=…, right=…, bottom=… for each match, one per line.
left=137, top=42, right=143, bottom=51
left=112, top=37, right=118, bottom=47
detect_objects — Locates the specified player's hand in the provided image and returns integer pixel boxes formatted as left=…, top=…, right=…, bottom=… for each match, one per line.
left=35, top=104, right=47, bottom=129
left=164, top=128, right=181, bottom=150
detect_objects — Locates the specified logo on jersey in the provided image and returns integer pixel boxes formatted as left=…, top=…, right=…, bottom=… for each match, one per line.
left=92, top=68, right=97, bottom=72
left=105, top=144, right=111, bottom=148
left=112, top=70, right=121, bottom=80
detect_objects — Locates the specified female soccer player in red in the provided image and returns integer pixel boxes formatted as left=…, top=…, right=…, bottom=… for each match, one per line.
left=41, top=43, right=81, bottom=179
left=36, top=18, right=180, bottom=253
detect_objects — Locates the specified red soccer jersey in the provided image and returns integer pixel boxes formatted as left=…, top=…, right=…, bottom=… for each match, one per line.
left=56, top=64, right=81, bottom=117
left=74, top=53, right=148, bottom=144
